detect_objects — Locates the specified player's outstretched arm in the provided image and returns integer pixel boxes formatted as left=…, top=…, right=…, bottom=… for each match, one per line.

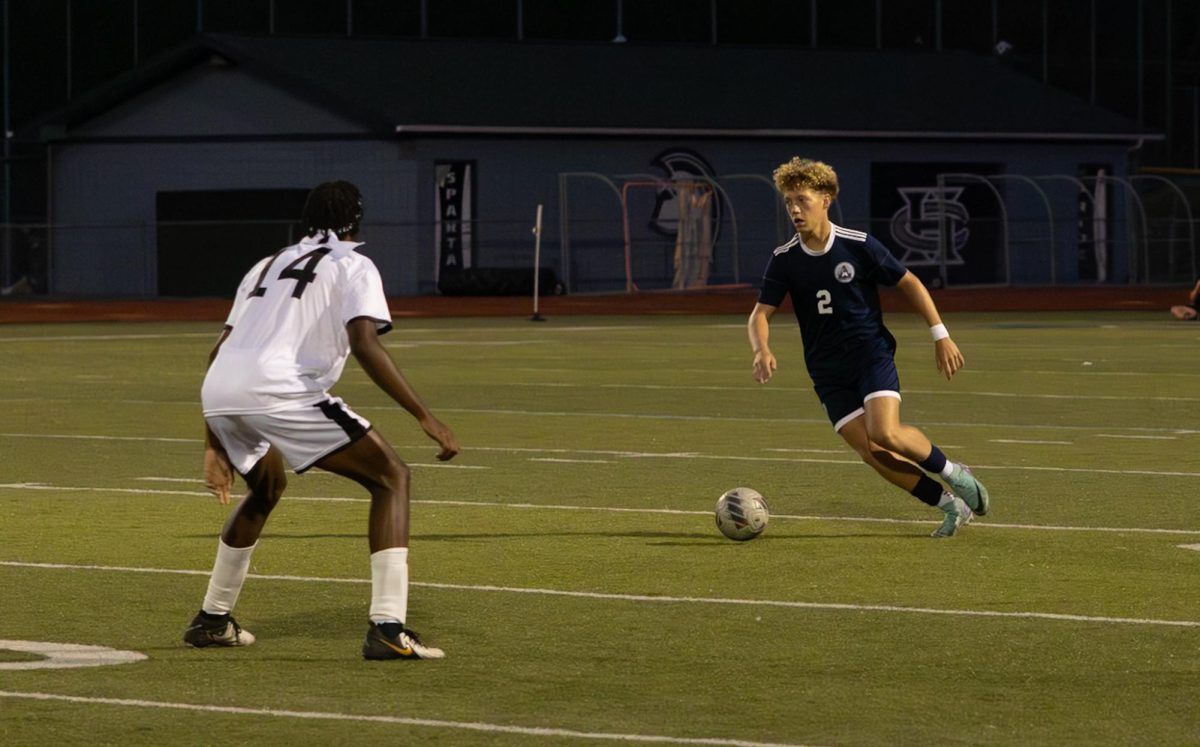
left=347, top=318, right=459, bottom=461
left=895, top=272, right=964, bottom=381
left=748, top=302, right=778, bottom=384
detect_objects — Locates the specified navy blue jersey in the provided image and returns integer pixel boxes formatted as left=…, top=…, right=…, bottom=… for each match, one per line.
left=758, top=224, right=909, bottom=378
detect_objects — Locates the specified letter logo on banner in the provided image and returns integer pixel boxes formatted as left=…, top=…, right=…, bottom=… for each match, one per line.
left=870, top=162, right=1004, bottom=286
left=889, top=186, right=971, bottom=266
left=435, top=161, right=474, bottom=285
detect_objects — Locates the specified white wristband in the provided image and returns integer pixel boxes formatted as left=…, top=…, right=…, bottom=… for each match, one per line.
left=930, top=323, right=949, bottom=341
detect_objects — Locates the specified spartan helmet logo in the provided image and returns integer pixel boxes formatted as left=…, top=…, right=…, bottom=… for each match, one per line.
left=648, top=149, right=723, bottom=239
left=834, top=262, right=856, bottom=283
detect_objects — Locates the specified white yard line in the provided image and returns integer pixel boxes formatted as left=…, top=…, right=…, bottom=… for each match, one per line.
left=0, top=333, right=215, bottom=343
left=529, top=458, right=614, bottom=464
left=990, top=439, right=1074, bottom=445
left=500, top=381, right=1200, bottom=403
left=1, top=560, right=1196, bottom=629
left=1095, top=434, right=1178, bottom=440
left=4, top=482, right=1200, bottom=536
left=0, top=691, right=814, bottom=747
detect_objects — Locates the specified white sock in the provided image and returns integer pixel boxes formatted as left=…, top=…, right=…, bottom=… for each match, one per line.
left=201, top=539, right=257, bottom=615
left=940, top=461, right=956, bottom=479
left=369, top=547, right=410, bottom=625
left=936, top=491, right=957, bottom=509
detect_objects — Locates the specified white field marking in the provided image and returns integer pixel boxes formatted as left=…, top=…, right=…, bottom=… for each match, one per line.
left=501, top=381, right=1200, bottom=403
left=763, top=448, right=855, bottom=454
left=0, top=641, right=146, bottom=671
left=1096, top=434, right=1178, bottom=441
left=4, top=424, right=1200, bottom=476
left=990, top=439, right=1074, bottom=445
left=5, top=400, right=1200, bottom=435
left=529, top=457, right=613, bottom=464
left=1180, top=544, right=1200, bottom=552
left=5, top=482, right=1200, bottom=537
left=428, top=409, right=1200, bottom=436
left=0, top=432, right=198, bottom=443
left=965, top=369, right=1200, bottom=378
left=0, top=691, right=813, bottom=747
left=384, top=340, right=552, bottom=348
left=0, top=332, right=215, bottom=343
left=2, top=560, right=1198, bottom=629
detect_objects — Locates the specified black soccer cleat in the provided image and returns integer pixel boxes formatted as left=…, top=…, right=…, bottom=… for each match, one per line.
left=362, top=623, right=445, bottom=660
left=183, top=610, right=255, bottom=647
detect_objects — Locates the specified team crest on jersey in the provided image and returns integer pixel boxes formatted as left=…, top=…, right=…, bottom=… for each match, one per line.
left=834, top=262, right=856, bottom=283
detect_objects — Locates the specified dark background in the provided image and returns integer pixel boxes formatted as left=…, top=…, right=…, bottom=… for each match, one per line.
left=3, top=0, right=1200, bottom=224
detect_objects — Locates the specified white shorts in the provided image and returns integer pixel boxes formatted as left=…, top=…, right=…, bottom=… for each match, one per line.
left=206, top=396, right=372, bottom=474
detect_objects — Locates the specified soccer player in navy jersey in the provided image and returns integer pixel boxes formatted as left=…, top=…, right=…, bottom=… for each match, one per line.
left=747, top=158, right=989, bottom=537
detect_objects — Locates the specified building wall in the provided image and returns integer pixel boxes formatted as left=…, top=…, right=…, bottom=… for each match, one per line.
left=47, top=64, right=1139, bottom=295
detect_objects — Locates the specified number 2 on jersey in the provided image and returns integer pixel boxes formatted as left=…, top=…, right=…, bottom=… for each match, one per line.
left=816, top=289, right=833, bottom=315
left=249, top=248, right=332, bottom=299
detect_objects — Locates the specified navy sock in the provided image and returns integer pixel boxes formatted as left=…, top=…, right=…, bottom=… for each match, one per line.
left=919, top=445, right=948, bottom=475
left=909, top=475, right=944, bottom=506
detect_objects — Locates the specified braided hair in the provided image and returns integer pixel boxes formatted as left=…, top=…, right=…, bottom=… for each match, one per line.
left=301, top=180, right=364, bottom=240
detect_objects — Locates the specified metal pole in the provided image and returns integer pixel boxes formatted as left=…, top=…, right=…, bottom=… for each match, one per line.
left=133, top=0, right=139, bottom=66
left=420, top=0, right=428, bottom=38
left=809, top=0, right=817, bottom=48
left=710, top=0, right=717, bottom=45
left=875, top=0, right=882, bottom=49
left=66, top=0, right=72, bottom=98
left=516, top=0, right=523, bottom=41
left=1089, top=0, right=1096, bottom=103
left=196, top=0, right=203, bottom=33
left=530, top=204, right=546, bottom=321
left=934, top=0, right=942, bottom=51
left=269, top=0, right=275, bottom=34
left=2, top=0, right=11, bottom=289
left=991, top=0, right=998, bottom=48
left=1041, top=0, right=1048, bottom=83
left=1166, top=0, right=1173, bottom=163
left=346, top=0, right=352, bottom=36
left=1136, top=0, right=1144, bottom=123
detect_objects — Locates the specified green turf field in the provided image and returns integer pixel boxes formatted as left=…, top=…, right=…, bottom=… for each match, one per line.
left=1, top=311, right=1198, bottom=746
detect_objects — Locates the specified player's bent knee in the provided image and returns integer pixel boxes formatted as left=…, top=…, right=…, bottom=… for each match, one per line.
left=868, top=426, right=903, bottom=452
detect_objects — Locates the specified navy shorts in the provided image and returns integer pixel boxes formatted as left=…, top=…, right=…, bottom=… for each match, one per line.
left=811, top=350, right=901, bottom=432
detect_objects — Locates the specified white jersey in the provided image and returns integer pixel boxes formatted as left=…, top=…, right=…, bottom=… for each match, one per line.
left=201, top=234, right=393, bottom=416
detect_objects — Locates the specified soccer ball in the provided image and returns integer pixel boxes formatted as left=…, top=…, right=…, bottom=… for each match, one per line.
left=715, top=487, right=770, bottom=541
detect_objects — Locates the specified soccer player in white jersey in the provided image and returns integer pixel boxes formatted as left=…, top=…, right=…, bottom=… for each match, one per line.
left=185, top=181, right=459, bottom=659
left=747, top=158, right=989, bottom=537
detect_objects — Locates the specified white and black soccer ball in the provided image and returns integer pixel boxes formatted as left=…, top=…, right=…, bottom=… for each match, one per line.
left=715, top=487, right=769, bottom=541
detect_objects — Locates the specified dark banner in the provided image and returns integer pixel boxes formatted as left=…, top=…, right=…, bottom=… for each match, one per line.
left=870, top=162, right=1004, bottom=287
left=435, top=161, right=474, bottom=286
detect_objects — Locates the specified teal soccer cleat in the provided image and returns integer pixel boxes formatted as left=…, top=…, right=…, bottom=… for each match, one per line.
left=946, top=463, right=989, bottom=516
left=931, top=493, right=974, bottom=538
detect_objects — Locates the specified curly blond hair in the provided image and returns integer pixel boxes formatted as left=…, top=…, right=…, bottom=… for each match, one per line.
left=772, top=158, right=839, bottom=199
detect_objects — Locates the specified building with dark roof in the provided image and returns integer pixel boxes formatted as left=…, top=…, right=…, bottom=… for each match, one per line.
left=28, top=34, right=1160, bottom=296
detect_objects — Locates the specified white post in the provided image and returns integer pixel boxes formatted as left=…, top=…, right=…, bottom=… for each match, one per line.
left=530, top=203, right=546, bottom=321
